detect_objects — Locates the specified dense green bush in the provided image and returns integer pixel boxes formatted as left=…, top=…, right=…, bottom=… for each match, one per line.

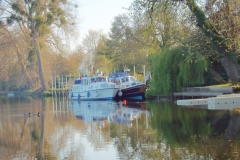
left=146, top=46, right=208, bottom=97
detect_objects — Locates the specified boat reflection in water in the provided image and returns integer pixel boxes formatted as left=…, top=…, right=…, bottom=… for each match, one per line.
left=69, top=100, right=150, bottom=127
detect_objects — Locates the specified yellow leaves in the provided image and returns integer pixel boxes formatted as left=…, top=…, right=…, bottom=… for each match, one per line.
left=60, top=16, right=66, bottom=25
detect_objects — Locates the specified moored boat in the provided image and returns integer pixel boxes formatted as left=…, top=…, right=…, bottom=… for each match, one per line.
left=108, top=68, right=146, bottom=99
left=68, top=76, right=119, bottom=100
left=115, top=75, right=146, bottom=99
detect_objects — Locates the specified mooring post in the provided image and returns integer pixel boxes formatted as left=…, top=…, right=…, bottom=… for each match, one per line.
left=143, top=65, right=146, bottom=84
left=58, top=76, right=60, bottom=96
left=54, top=75, right=57, bottom=96
left=61, top=75, right=64, bottom=97
left=134, top=65, right=136, bottom=77
left=65, top=76, right=68, bottom=98
left=51, top=76, right=53, bottom=96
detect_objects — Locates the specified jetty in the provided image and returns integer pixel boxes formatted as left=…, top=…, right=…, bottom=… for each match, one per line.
left=176, top=86, right=240, bottom=110
left=173, top=86, right=232, bottom=100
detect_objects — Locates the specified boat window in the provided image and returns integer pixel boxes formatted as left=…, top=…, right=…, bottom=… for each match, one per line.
left=121, top=77, right=125, bottom=83
left=129, top=77, right=136, bottom=82
left=96, top=77, right=106, bottom=82
left=91, top=78, right=95, bottom=83
left=74, top=80, right=81, bottom=84
left=116, top=79, right=120, bottom=85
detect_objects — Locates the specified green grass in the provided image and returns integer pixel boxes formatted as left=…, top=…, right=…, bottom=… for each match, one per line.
left=205, top=83, right=230, bottom=88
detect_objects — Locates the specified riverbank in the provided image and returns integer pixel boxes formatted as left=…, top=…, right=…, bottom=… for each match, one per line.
left=148, top=84, right=240, bottom=101
left=1, top=84, right=240, bottom=101
left=0, top=88, right=44, bottom=98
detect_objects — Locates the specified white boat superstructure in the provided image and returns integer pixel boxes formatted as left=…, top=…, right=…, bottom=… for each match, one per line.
left=69, top=76, right=119, bottom=100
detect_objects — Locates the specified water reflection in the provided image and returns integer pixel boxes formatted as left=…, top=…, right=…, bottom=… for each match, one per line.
left=153, top=101, right=240, bottom=159
left=69, top=100, right=149, bottom=127
left=2, top=97, right=240, bottom=159
left=0, top=97, right=43, bottom=159
left=66, top=100, right=151, bottom=160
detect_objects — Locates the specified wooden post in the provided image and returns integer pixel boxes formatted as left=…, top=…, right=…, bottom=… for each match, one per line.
left=65, top=76, right=68, bottom=98
left=58, top=76, right=60, bottom=96
left=143, top=65, right=146, bottom=83
left=54, top=75, right=57, bottom=96
left=51, top=76, right=53, bottom=96
left=62, top=75, right=64, bottom=96
left=134, top=65, right=136, bottom=77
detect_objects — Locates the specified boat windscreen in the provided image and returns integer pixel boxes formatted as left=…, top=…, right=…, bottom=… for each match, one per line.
left=108, top=72, right=129, bottom=82
left=129, top=76, right=136, bottom=82
left=96, top=77, right=106, bottom=82
left=121, top=77, right=128, bottom=82
left=74, top=80, right=81, bottom=84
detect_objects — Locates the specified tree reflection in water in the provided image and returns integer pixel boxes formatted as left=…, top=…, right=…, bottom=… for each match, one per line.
left=1, top=97, right=240, bottom=159
left=148, top=101, right=240, bottom=159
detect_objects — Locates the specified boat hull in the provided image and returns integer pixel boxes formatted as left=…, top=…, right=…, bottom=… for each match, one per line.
left=69, top=88, right=118, bottom=101
left=116, top=84, right=146, bottom=99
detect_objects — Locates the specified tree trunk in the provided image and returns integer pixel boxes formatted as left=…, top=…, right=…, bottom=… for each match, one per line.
left=185, top=0, right=240, bottom=84
left=31, top=20, right=47, bottom=91
left=15, top=44, right=35, bottom=87
left=220, top=55, right=239, bottom=84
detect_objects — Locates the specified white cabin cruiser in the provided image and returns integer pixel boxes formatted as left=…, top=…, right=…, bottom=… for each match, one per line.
left=69, top=76, right=119, bottom=100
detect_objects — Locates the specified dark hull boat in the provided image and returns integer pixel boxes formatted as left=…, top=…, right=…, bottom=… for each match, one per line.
left=116, top=82, right=146, bottom=99
left=108, top=68, right=147, bottom=99
left=113, top=75, right=146, bottom=99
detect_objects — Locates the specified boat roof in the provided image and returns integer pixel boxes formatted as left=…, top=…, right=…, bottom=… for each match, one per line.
left=77, top=76, right=106, bottom=80
left=108, top=72, right=131, bottom=79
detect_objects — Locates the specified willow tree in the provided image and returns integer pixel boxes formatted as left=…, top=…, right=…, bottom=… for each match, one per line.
left=146, top=46, right=208, bottom=97
left=3, top=0, right=69, bottom=91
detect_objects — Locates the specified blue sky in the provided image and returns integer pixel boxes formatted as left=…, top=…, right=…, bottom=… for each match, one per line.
left=78, top=0, right=133, bottom=39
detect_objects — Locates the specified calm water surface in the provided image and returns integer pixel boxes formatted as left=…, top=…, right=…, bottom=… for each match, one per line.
left=1, top=96, right=240, bottom=160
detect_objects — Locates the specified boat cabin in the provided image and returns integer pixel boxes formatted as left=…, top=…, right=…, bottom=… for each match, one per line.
left=115, top=76, right=137, bottom=85
left=108, top=72, right=131, bottom=83
left=74, top=77, right=107, bottom=85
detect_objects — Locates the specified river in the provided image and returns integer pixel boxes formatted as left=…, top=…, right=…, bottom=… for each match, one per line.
left=0, top=96, right=240, bottom=159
